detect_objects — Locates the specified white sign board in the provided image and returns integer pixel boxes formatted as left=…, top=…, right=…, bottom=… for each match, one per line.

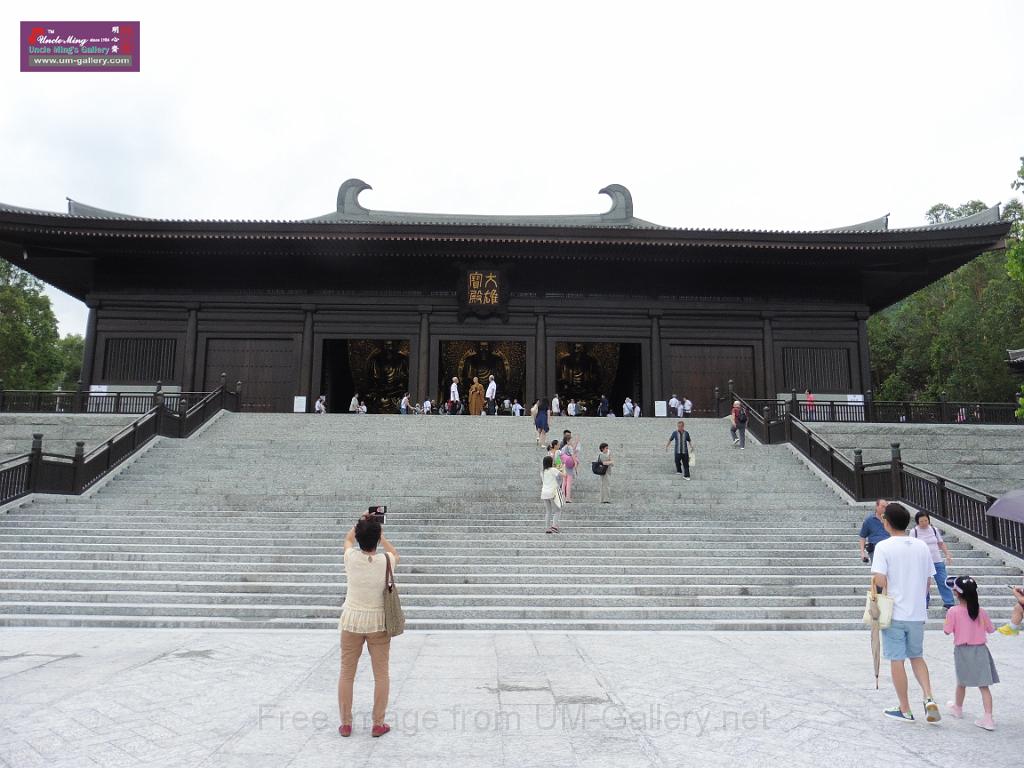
left=293, top=396, right=307, bottom=413
left=654, top=400, right=668, bottom=417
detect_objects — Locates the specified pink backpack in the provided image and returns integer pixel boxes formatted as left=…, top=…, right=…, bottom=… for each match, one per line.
left=562, top=451, right=575, bottom=469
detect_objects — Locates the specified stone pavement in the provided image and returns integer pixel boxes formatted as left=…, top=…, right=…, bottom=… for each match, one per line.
left=1, top=629, right=1022, bottom=768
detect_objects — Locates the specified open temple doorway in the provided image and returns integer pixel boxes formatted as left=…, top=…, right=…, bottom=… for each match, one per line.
left=321, top=339, right=411, bottom=414
left=437, top=340, right=527, bottom=411
left=555, top=342, right=642, bottom=416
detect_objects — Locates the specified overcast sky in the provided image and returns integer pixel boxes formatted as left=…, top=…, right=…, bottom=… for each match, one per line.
left=2, top=0, right=1021, bottom=336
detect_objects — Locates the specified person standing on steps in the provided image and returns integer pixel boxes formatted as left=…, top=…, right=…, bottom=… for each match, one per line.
left=512, top=399, right=524, bottom=416
left=597, top=442, right=613, bottom=503
left=535, top=397, right=551, bottom=446
left=598, top=394, right=610, bottom=418
left=349, top=392, right=360, bottom=413
left=665, top=420, right=693, bottom=479
left=468, top=376, right=485, bottom=416
left=315, top=395, right=328, bottom=414
left=485, top=375, right=497, bottom=415
left=551, top=393, right=561, bottom=418
left=910, top=511, right=955, bottom=610
left=858, top=498, right=890, bottom=565
left=668, top=394, right=680, bottom=418
left=540, top=455, right=565, bottom=534
left=871, top=502, right=942, bottom=724
left=449, top=377, right=460, bottom=415
left=560, top=430, right=579, bottom=502
left=730, top=400, right=746, bottom=449
left=338, top=512, right=400, bottom=738
left=399, top=393, right=412, bottom=415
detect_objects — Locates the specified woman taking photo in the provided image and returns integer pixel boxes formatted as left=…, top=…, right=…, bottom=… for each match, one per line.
left=338, top=513, right=399, bottom=738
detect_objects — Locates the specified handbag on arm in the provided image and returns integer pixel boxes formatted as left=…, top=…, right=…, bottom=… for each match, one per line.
left=383, top=553, right=406, bottom=637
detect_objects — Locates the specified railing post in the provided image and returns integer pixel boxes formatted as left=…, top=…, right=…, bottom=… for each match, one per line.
left=936, top=476, right=947, bottom=520
left=72, top=440, right=85, bottom=493
left=713, top=387, right=720, bottom=418
left=939, top=391, right=948, bottom=423
left=890, top=442, right=903, bottom=500
left=178, top=396, right=188, bottom=438
left=0, top=379, right=5, bottom=412
left=154, top=388, right=165, bottom=435
left=113, top=391, right=122, bottom=414
left=762, top=406, right=771, bottom=445
left=784, top=412, right=793, bottom=442
left=236, top=380, right=244, bottom=413
left=29, top=433, right=43, bottom=493
left=853, top=449, right=865, bottom=500
left=790, top=388, right=799, bottom=418
left=74, top=379, right=84, bottom=413
left=219, top=372, right=227, bottom=409
left=864, top=389, right=874, bottom=423
left=828, top=446, right=835, bottom=477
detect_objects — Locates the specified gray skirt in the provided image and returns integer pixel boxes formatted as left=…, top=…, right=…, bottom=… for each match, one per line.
left=954, top=644, right=999, bottom=687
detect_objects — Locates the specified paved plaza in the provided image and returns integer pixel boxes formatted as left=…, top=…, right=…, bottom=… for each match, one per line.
left=2, top=629, right=1022, bottom=767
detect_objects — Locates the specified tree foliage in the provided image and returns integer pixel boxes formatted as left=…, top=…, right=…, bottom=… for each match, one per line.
left=0, top=260, right=83, bottom=390
left=868, top=163, right=1024, bottom=403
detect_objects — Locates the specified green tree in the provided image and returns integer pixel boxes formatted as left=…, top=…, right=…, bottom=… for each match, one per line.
left=0, top=260, right=82, bottom=390
left=1005, top=158, right=1024, bottom=283
left=868, top=173, right=1024, bottom=403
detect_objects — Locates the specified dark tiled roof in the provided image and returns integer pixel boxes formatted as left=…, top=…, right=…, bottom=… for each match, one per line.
left=0, top=182, right=1008, bottom=237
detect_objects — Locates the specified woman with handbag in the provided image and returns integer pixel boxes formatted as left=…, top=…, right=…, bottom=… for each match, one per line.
left=338, top=514, right=400, bottom=738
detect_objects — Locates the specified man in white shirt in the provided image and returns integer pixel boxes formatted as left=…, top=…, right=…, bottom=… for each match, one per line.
left=423, top=399, right=432, bottom=414
left=349, top=393, right=359, bottom=413
left=511, top=399, right=524, bottom=416
left=871, top=502, right=940, bottom=724
left=551, top=394, right=561, bottom=416
left=622, top=398, right=633, bottom=417
left=567, top=399, right=577, bottom=417
left=449, top=377, right=460, bottom=413
left=682, top=397, right=693, bottom=416
left=668, top=395, right=680, bottom=417
left=485, top=375, right=497, bottom=415
left=633, top=402, right=641, bottom=418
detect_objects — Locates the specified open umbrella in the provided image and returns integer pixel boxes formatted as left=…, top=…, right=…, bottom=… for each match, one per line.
left=987, top=489, right=1024, bottom=524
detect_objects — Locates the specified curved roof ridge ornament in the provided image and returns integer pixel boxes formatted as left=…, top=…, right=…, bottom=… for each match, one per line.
left=598, top=184, right=633, bottom=221
left=913, top=203, right=1002, bottom=231
left=336, top=178, right=372, bottom=218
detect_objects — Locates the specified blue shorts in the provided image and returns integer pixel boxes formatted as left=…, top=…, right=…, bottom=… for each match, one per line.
left=882, top=620, right=925, bottom=661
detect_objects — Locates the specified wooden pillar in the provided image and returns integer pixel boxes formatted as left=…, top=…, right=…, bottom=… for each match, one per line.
left=418, top=310, right=430, bottom=402
left=762, top=315, right=775, bottom=399
left=650, top=312, right=662, bottom=407
left=299, top=306, right=314, bottom=406
left=535, top=311, right=546, bottom=403
left=80, top=300, right=99, bottom=387
left=182, top=305, right=198, bottom=391
left=857, top=311, right=871, bottom=393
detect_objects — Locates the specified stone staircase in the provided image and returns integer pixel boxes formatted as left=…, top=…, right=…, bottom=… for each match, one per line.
left=809, top=423, right=1024, bottom=497
left=0, top=414, right=138, bottom=462
left=0, top=414, right=1019, bottom=630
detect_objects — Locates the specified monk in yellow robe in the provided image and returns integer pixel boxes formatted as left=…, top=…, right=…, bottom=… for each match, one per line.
left=468, top=376, right=485, bottom=416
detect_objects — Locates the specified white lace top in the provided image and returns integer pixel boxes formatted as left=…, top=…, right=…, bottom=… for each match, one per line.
left=339, top=548, right=392, bottom=634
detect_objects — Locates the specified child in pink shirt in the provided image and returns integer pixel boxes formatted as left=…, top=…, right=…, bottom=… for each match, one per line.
left=943, top=575, right=999, bottom=730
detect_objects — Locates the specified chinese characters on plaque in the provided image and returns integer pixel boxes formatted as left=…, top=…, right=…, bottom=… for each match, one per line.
left=460, top=267, right=508, bottom=320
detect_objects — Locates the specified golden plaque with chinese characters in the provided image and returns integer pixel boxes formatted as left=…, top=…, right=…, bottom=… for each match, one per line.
left=459, top=266, right=508, bottom=320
